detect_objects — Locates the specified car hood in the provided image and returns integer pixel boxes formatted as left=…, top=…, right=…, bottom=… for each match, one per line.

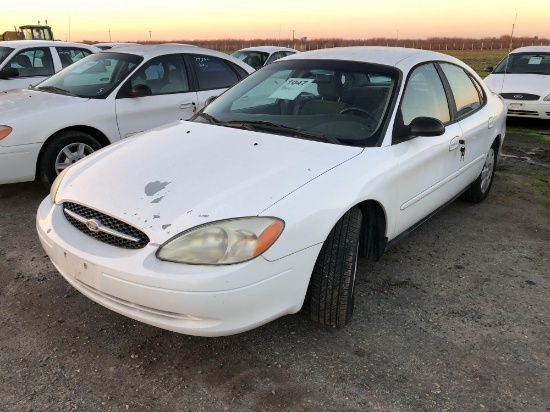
left=57, top=121, right=363, bottom=244
left=0, top=88, right=86, bottom=121
left=484, top=73, right=550, bottom=96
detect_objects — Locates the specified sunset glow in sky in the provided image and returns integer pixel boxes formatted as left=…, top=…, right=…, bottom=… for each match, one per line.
left=2, top=0, right=549, bottom=42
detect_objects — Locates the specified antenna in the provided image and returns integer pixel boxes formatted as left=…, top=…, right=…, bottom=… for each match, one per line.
left=501, top=14, right=518, bottom=95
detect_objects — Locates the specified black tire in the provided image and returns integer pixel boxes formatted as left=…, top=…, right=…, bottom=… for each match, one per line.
left=461, top=140, right=498, bottom=203
left=38, top=130, right=101, bottom=187
left=310, top=207, right=362, bottom=327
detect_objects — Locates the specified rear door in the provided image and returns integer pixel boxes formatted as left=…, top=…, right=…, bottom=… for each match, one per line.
left=187, top=54, right=244, bottom=109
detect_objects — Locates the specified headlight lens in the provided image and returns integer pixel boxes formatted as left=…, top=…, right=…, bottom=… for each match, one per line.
left=156, top=217, right=284, bottom=265
left=49, top=166, right=72, bottom=203
left=0, top=125, right=12, bottom=141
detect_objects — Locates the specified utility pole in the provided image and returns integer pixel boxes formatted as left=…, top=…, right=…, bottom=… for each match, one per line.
left=149, top=31, right=152, bottom=40
left=292, top=30, right=295, bottom=48
left=108, top=28, right=111, bottom=42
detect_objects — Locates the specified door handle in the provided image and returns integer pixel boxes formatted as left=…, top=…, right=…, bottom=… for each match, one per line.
left=449, top=136, right=461, bottom=151
left=180, top=101, right=196, bottom=109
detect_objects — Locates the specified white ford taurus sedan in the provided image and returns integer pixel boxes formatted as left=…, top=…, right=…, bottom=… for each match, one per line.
left=0, top=44, right=253, bottom=185
left=484, top=46, right=550, bottom=119
left=37, top=47, right=506, bottom=337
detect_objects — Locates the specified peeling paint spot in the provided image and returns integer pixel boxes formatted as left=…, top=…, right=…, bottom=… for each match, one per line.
left=47, top=229, right=51, bottom=234
left=145, top=181, right=170, bottom=197
left=151, top=196, right=164, bottom=204
left=153, top=215, right=160, bottom=219
left=162, top=224, right=172, bottom=230
left=187, top=210, right=193, bottom=214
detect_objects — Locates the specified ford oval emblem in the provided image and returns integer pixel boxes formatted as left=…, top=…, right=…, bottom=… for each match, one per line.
left=86, top=219, right=102, bottom=233
left=513, top=94, right=523, bottom=99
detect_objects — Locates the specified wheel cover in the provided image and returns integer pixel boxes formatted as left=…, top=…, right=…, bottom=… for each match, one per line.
left=55, top=142, right=95, bottom=175
left=480, top=147, right=495, bottom=193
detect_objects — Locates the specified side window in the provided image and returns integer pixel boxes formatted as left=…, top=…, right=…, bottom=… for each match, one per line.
left=128, top=54, right=189, bottom=95
left=399, top=63, right=450, bottom=125
left=266, top=52, right=284, bottom=65
left=228, top=62, right=249, bottom=79
left=8, top=47, right=54, bottom=77
left=439, top=63, right=484, bottom=118
left=56, top=47, right=93, bottom=68
left=189, top=55, right=239, bottom=90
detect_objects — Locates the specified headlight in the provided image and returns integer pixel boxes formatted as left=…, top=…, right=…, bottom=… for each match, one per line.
left=49, top=166, right=72, bottom=204
left=156, top=217, right=284, bottom=265
left=544, top=94, right=550, bottom=101
left=0, top=125, right=12, bottom=141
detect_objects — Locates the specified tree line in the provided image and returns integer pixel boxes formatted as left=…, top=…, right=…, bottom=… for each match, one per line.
left=136, top=35, right=549, bottom=53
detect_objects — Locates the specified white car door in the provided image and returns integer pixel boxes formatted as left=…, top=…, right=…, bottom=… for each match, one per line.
left=115, top=54, right=198, bottom=139
left=439, top=62, right=494, bottom=186
left=391, top=63, right=466, bottom=238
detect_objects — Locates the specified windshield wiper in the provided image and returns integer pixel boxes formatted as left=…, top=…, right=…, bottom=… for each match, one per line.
left=195, top=112, right=220, bottom=124
left=222, top=120, right=341, bottom=144
left=37, top=86, right=78, bottom=97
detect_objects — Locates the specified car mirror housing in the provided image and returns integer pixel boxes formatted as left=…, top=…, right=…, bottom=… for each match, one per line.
left=0, top=67, right=20, bottom=79
left=484, top=66, right=494, bottom=72
left=409, top=117, right=445, bottom=138
left=204, top=95, right=218, bottom=107
left=130, top=84, right=152, bottom=97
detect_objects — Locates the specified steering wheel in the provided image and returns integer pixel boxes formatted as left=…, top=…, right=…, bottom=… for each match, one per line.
left=339, top=107, right=376, bottom=122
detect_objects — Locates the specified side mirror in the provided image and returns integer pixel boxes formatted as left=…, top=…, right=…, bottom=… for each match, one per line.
left=0, top=67, right=20, bottom=79
left=484, top=66, right=494, bottom=72
left=204, top=95, right=218, bottom=107
left=130, top=83, right=152, bottom=97
left=409, top=117, right=445, bottom=137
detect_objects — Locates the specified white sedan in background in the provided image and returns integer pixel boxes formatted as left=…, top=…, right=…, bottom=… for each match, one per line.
left=484, top=46, right=550, bottom=119
left=37, top=47, right=506, bottom=337
left=0, top=40, right=99, bottom=91
left=0, top=44, right=253, bottom=185
left=231, top=46, right=299, bottom=69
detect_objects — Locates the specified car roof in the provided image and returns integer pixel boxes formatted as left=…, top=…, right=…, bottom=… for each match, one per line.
left=280, top=46, right=468, bottom=70
left=235, top=46, right=299, bottom=53
left=510, top=46, right=550, bottom=54
left=101, top=44, right=255, bottom=73
left=0, top=40, right=99, bottom=50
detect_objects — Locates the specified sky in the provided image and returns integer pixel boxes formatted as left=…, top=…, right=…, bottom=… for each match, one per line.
left=2, top=0, right=549, bottom=43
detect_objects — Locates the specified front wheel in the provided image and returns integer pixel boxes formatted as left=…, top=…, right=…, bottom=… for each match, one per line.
left=38, top=131, right=102, bottom=187
left=461, top=140, right=498, bottom=203
left=309, top=207, right=363, bottom=327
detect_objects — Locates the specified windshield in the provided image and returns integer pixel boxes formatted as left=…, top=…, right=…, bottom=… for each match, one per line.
left=493, top=52, right=550, bottom=75
left=194, top=59, right=399, bottom=147
left=36, top=52, right=143, bottom=98
left=0, top=47, right=14, bottom=66
left=231, top=50, right=269, bottom=69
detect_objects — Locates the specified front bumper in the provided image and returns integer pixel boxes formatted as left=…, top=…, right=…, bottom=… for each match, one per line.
left=0, top=142, right=42, bottom=184
left=36, top=197, right=322, bottom=336
left=505, top=100, right=550, bottom=119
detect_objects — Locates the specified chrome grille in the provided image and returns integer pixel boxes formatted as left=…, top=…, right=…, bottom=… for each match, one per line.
left=501, top=93, right=540, bottom=101
left=508, top=110, right=539, bottom=116
left=62, top=202, right=149, bottom=249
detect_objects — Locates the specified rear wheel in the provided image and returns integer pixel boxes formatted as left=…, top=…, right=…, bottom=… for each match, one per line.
left=309, top=207, right=362, bottom=327
left=38, top=130, right=101, bottom=186
left=462, top=140, right=497, bottom=203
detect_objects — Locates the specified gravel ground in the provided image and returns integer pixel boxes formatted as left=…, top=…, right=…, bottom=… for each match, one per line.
left=0, top=124, right=549, bottom=412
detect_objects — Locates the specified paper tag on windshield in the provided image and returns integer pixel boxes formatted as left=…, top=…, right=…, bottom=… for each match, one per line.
left=269, top=78, right=314, bottom=100
left=528, top=56, right=543, bottom=65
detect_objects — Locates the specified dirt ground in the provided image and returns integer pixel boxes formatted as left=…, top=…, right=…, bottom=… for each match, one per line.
left=1, top=119, right=549, bottom=412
